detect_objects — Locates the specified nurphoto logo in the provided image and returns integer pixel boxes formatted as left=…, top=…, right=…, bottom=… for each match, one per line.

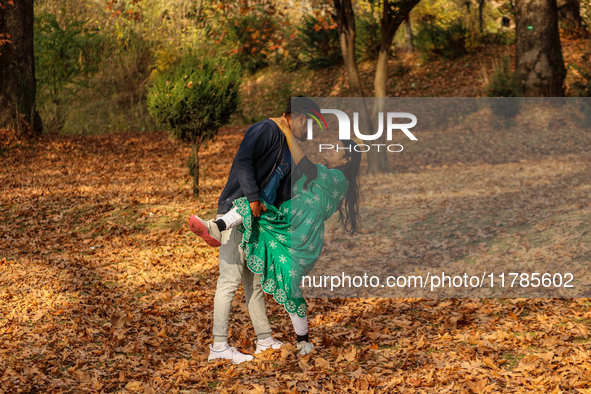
left=305, top=108, right=418, bottom=153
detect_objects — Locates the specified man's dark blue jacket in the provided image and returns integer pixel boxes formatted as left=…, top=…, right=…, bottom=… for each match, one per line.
left=217, top=119, right=291, bottom=214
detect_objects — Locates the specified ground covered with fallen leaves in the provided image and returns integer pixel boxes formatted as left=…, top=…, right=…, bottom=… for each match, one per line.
left=2, top=120, right=591, bottom=393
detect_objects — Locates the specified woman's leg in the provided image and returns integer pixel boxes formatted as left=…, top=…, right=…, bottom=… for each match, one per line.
left=289, top=312, right=308, bottom=342
left=289, top=312, right=314, bottom=355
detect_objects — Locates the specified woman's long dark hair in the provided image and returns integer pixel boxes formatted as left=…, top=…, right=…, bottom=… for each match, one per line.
left=335, top=139, right=361, bottom=234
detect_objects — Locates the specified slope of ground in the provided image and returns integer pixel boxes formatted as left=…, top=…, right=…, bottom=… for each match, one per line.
left=238, top=36, right=591, bottom=122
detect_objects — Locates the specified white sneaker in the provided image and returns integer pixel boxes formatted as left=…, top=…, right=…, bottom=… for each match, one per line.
left=208, top=344, right=254, bottom=364
left=255, top=338, right=284, bottom=354
left=296, top=341, right=314, bottom=356
left=189, top=216, right=222, bottom=247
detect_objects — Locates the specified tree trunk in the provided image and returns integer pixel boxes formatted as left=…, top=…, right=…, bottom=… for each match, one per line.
left=333, top=0, right=381, bottom=174
left=557, top=0, right=590, bottom=37
left=405, top=15, right=414, bottom=53
left=369, top=0, right=420, bottom=173
left=478, top=0, right=485, bottom=33
left=372, top=36, right=393, bottom=172
left=464, top=0, right=471, bottom=30
left=370, top=61, right=389, bottom=174
left=515, top=0, right=566, bottom=97
left=333, top=0, right=365, bottom=97
left=0, top=0, right=41, bottom=134
left=190, top=143, right=200, bottom=197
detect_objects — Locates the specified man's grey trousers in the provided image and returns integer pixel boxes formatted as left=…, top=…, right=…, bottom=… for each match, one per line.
left=212, top=219, right=272, bottom=343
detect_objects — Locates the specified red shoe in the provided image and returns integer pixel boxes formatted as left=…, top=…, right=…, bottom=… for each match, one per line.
left=189, top=216, right=222, bottom=247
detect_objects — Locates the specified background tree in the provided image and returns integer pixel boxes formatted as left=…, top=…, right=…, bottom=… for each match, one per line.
left=405, top=14, right=414, bottom=53
left=374, top=0, right=421, bottom=100
left=515, top=0, right=566, bottom=96
left=34, top=12, right=102, bottom=133
left=332, top=0, right=383, bottom=175
left=332, top=0, right=421, bottom=173
left=370, top=0, right=420, bottom=173
left=463, top=0, right=471, bottom=29
left=333, top=0, right=366, bottom=97
left=0, top=0, right=41, bottom=134
left=557, top=0, right=589, bottom=37
left=477, top=0, right=485, bottom=33
left=147, top=55, right=241, bottom=196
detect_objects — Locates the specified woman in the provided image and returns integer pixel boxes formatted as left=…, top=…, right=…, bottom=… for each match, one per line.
left=191, top=116, right=361, bottom=355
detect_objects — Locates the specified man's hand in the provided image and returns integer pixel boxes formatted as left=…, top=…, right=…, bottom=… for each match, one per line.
left=250, top=201, right=267, bottom=218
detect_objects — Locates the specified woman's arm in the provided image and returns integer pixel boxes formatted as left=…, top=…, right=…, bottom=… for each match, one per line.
left=270, top=116, right=305, bottom=165
left=270, top=116, right=318, bottom=180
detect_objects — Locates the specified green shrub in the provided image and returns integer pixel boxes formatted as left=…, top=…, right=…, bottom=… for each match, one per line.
left=414, top=18, right=467, bottom=60
left=224, top=12, right=280, bottom=74
left=276, top=35, right=305, bottom=71
left=356, top=13, right=381, bottom=61
left=58, top=31, right=157, bottom=135
left=34, top=12, right=105, bottom=91
left=465, top=29, right=515, bottom=54
left=268, top=22, right=305, bottom=72
left=391, top=61, right=409, bottom=77
left=481, top=55, right=521, bottom=98
left=34, top=11, right=106, bottom=132
left=571, top=47, right=591, bottom=97
left=298, top=14, right=342, bottom=69
left=481, top=55, right=522, bottom=119
left=570, top=56, right=591, bottom=133
left=147, top=54, right=241, bottom=196
left=478, top=29, right=515, bottom=46
left=42, top=26, right=158, bottom=135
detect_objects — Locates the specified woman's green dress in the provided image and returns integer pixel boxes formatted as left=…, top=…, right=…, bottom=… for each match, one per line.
left=233, top=163, right=348, bottom=318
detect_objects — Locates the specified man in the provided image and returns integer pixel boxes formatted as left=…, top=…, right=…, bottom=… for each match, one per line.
left=200, top=98, right=320, bottom=363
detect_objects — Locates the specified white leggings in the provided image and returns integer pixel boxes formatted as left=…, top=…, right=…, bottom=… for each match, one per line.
left=289, top=312, right=308, bottom=336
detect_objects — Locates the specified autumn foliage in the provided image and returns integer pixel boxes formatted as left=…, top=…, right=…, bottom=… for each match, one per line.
left=2, top=117, right=591, bottom=391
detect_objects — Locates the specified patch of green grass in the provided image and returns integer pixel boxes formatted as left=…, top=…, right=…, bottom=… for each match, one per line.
left=500, top=352, right=524, bottom=368
left=457, top=341, right=479, bottom=347
left=378, top=345, right=400, bottom=351
left=207, top=381, right=218, bottom=389
left=513, top=331, right=538, bottom=337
